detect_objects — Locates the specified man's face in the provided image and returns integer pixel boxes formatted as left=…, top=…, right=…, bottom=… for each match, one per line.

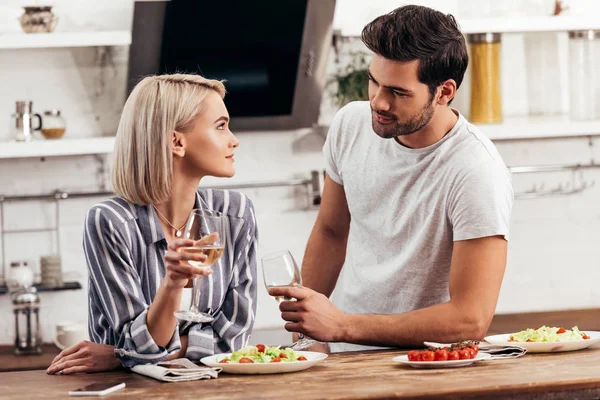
left=368, top=54, right=437, bottom=139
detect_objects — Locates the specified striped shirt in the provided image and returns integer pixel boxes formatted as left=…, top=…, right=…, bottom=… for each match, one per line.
left=83, top=189, right=258, bottom=367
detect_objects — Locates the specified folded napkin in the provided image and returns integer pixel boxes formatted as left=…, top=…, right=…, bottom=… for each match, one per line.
left=131, top=358, right=222, bottom=382
left=423, top=341, right=527, bottom=359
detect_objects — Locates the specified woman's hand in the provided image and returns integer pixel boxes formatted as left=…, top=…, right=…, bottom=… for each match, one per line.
left=46, top=341, right=121, bottom=375
left=163, top=233, right=218, bottom=289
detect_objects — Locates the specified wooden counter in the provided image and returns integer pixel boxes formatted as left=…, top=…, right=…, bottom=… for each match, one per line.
left=0, top=344, right=59, bottom=372
left=0, top=308, right=598, bottom=373
left=3, top=347, right=600, bottom=399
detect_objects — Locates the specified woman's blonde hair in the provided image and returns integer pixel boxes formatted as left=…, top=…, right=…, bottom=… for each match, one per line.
left=111, top=74, right=226, bottom=205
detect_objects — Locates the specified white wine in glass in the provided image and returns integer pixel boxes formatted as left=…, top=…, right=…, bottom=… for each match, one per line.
left=261, top=250, right=317, bottom=350
left=174, top=209, right=227, bottom=323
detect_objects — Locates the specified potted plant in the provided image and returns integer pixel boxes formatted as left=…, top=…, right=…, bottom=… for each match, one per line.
left=329, top=51, right=369, bottom=107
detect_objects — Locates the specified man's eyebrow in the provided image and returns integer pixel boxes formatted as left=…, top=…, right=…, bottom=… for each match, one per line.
left=214, top=116, right=229, bottom=123
left=368, top=69, right=413, bottom=94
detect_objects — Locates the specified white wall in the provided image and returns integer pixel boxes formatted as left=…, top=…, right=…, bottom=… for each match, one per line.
left=0, top=0, right=599, bottom=345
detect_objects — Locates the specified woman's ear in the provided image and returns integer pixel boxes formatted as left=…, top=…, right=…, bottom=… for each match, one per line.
left=172, top=130, right=185, bottom=158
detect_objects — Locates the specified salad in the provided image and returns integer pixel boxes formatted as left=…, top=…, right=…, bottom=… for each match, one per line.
left=508, top=326, right=591, bottom=343
left=218, top=344, right=308, bottom=364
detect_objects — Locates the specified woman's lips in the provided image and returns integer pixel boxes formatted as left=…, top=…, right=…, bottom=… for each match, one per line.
left=374, top=112, right=396, bottom=124
left=226, top=154, right=234, bottom=160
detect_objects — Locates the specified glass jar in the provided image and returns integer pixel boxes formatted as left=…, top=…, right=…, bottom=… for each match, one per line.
left=525, top=33, right=563, bottom=116
left=568, top=30, right=600, bottom=120
left=41, top=109, right=66, bottom=139
left=469, top=33, right=502, bottom=124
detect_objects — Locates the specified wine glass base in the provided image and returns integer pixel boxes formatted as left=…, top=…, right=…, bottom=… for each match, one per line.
left=174, top=310, right=213, bottom=323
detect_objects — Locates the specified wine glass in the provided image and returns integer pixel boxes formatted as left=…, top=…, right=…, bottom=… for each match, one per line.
left=261, top=250, right=317, bottom=350
left=174, top=209, right=227, bottom=323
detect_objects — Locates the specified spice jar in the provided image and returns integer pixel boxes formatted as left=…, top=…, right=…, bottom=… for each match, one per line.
left=41, top=109, right=66, bottom=139
left=469, top=33, right=502, bottom=124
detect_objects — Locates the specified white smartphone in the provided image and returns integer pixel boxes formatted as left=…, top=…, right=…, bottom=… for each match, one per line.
left=68, top=382, right=126, bottom=396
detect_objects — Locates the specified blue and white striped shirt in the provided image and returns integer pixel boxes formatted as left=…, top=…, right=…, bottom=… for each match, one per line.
left=83, top=189, right=258, bottom=367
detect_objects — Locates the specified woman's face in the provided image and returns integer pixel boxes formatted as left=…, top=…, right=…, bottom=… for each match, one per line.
left=178, top=91, right=239, bottom=179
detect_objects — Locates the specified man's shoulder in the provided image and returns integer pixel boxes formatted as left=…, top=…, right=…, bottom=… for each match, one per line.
left=334, top=101, right=371, bottom=126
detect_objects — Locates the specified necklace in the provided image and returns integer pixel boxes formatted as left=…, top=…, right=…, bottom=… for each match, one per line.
left=152, top=205, right=187, bottom=238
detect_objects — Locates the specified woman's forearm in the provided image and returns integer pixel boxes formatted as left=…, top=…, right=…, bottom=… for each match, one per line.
left=147, top=280, right=183, bottom=346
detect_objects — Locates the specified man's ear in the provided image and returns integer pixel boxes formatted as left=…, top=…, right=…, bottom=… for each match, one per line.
left=172, top=130, right=185, bottom=158
left=437, top=79, right=457, bottom=106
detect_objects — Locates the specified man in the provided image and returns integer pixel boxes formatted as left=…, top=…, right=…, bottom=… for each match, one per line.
left=269, top=5, right=513, bottom=352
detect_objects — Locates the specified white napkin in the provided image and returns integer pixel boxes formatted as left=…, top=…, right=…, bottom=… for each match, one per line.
left=423, top=341, right=527, bottom=359
left=131, top=358, right=222, bottom=382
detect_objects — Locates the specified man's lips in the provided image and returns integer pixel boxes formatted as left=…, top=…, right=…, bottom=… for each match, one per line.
left=374, top=112, right=396, bottom=124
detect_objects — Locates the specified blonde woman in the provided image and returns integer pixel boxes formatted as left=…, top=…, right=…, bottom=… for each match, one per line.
left=47, top=74, right=258, bottom=374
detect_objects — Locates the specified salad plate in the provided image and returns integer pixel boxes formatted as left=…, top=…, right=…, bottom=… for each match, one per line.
left=392, top=352, right=491, bottom=369
left=201, top=350, right=328, bottom=374
left=485, top=327, right=600, bottom=353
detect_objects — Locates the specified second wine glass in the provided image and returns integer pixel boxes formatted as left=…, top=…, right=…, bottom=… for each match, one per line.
left=174, top=209, right=227, bottom=323
left=261, top=250, right=317, bottom=350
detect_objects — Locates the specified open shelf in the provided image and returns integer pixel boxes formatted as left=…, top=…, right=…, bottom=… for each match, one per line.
left=337, top=15, right=600, bottom=37
left=0, top=281, right=82, bottom=295
left=0, top=30, right=131, bottom=50
left=477, top=115, right=600, bottom=141
left=0, top=137, right=115, bottom=159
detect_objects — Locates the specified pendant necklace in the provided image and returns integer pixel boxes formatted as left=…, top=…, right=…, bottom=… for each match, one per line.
left=152, top=205, right=187, bottom=238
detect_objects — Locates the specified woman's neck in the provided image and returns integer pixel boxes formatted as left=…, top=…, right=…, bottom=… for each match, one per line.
left=154, top=175, right=201, bottom=238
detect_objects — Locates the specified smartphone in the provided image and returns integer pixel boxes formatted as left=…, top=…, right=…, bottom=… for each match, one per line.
left=68, top=382, right=126, bottom=396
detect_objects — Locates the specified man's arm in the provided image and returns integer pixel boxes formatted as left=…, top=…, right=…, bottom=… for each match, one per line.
left=302, top=175, right=350, bottom=296
left=273, top=235, right=507, bottom=346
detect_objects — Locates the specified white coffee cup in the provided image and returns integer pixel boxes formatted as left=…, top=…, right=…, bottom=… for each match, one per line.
left=55, top=322, right=87, bottom=350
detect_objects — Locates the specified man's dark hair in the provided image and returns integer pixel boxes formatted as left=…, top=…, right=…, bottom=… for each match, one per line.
left=361, top=5, right=468, bottom=101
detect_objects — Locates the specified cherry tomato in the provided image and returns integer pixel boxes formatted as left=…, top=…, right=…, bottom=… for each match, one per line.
left=557, top=328, right=566, bottom=334
left=420, top=350, right=435, bottom=362
left=583, top=334, right=591, bottom=340
left=256, top=344, right=266, bottom=353
left=526, top=339, right=533, bottom=342
left=458, top=349, right=471, bottom=360
left=297, top=356, right=307, bottom=361
left=270, top=357, right=281, bottom=363
left=434, top=349, right=448, bottom=361
left=219, top=358, right=229, bottom=363
left=448, top=350, right=459, bottom=361
left=279, top=353, right=288, bottom=359
left=408, top=350, right=421, bottom=362
left=471, top=344, right=479, bottom=355
left=239, top=357, right=254, bottom=363
left=467, top=348, right=476, bottom=359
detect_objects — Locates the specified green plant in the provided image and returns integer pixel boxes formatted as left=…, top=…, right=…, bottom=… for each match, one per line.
left=330, top=52, right=369, bottom=107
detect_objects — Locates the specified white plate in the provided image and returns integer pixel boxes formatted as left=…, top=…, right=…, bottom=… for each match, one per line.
left=200, top=351, right=328, bottom=374
left=392, top=352, right=491, bottom=369
left=484, top=331, right=600, bottom=353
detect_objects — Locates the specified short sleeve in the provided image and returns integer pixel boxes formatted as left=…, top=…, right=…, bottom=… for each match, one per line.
left=448, top=161, right=514, bottom=241
left=323, top=110, right=344, bottom=185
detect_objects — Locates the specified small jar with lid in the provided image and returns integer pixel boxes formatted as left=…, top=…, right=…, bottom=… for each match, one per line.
left=41, top=109, right=66, bottom=139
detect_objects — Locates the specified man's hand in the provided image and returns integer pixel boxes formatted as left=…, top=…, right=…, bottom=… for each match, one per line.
left=268, top=286, right=348, bottom=343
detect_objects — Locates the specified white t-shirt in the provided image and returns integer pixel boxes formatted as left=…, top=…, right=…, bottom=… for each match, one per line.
left=323, top=101, right=514, bottom=352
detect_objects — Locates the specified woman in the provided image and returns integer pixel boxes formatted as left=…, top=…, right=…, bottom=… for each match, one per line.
left=47, top=74, right=258, bottom=374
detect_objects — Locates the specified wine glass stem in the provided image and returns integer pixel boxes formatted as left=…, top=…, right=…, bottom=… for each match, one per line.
left=190, top=275, right=203, bottom=313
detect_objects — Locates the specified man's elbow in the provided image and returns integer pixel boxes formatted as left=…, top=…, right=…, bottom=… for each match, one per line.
left=462, top=315, right=492, bottom=340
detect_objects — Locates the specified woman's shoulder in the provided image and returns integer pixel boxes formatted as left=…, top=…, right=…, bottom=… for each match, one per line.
left=196, top=189, right=255, bottom=221
left=85, top=196, right=138, bottom=228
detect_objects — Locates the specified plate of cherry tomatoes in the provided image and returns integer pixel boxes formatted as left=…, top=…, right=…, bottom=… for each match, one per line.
left=392, top=341, right=491, bottom=369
